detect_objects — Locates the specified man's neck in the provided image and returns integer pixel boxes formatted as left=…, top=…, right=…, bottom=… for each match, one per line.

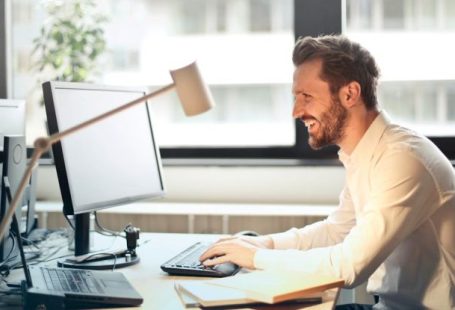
left=339, top=109, right=379, bottom=155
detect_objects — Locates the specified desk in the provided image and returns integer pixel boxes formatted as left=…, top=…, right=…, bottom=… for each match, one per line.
left=6, top=232, right=339, bottom=309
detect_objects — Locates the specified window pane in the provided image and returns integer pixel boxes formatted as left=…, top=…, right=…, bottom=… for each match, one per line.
left=345, top=0, right=373, bottom=30
left=12, top=0, right=295, bottom=148
left=447, top=0, right=455, bottom=29
left=383, top=0, right=405, bottom=29
left=345, top=0, right=455, bottom=137
left=418, top=0, right=437, bottom=29
left=250, top=0, right=272, bottom=32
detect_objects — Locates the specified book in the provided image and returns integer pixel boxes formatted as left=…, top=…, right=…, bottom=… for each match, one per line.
left=174, top=283, right=202, bottom=309
left=208, top=270, right=344, bottom=304
left=174, top=270, right=339, bottom=308
left=174, top=281, right=256, bottom=308
left=174, top=281, right=323, bottom=309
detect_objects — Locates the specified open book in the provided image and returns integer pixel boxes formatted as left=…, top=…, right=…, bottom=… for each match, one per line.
left=175, top=270, right=343, bottom=308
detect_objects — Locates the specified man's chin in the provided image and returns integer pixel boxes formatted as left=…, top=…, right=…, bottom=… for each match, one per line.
left=308, top=137, right=331, bottom=150
left=308, top=139, right=323, bottom=150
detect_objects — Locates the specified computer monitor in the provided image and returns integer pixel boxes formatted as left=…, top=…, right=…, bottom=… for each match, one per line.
left=42, top=81, right=165, bottom=269
left=0, top=99, right=26, bottom=151
left=0, top=100, right=28, bottom=266
left=0, top=136, right=27, bottom=265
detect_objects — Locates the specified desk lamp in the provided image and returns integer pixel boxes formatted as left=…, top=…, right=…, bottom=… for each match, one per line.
left=0, top=61, right=215, bottom=242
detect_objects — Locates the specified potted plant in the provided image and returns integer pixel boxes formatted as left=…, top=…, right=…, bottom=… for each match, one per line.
left=32, top=0, right=108, bottom=92
left=28, top=0, right=108, bottom=153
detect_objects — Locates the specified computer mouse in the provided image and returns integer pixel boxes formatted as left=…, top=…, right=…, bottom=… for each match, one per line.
left=234, top=230, right=260, bottom=237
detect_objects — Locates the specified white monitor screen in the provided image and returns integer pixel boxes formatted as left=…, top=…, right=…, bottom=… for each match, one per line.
left=0, top=99, right=26, bottom=150
left=44, top=82, right=165, bottom=214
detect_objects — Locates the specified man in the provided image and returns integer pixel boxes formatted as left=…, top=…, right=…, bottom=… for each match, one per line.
left=200, top=35, right=455, bottom=309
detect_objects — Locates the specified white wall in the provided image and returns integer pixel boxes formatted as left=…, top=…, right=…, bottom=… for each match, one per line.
left=36, top=165, right=345, bottom=205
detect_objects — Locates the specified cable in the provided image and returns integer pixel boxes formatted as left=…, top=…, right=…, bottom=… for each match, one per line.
left=94, top=212, right=125, bottom=238
left=0, top=231, right=16, bottom=268
left=0, top=231, right=19, bottom=278
left=20, top=236, right=41, bottom=250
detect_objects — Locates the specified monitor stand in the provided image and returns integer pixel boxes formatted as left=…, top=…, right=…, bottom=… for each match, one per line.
left=57, top=213, right=140, bottom=270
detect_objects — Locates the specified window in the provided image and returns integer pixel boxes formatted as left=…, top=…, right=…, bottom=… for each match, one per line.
left=8, top=0, right=298, bottom=158
left=345, top=0, right=455, bottom=149
left=3, top=1, right=454, bottom=163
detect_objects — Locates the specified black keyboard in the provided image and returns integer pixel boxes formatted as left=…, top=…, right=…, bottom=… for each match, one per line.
left=41, top=267, right=104, bottom=294
left=160, top=242, right=240, bottom=277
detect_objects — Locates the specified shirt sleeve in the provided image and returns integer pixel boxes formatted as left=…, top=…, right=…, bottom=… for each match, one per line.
left=255, top=150, right=440, bottom=287
left=271, top=186, right=357, bottom=250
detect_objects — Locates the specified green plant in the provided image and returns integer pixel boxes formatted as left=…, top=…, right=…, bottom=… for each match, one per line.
left=32, top=0, right=108, bottom=89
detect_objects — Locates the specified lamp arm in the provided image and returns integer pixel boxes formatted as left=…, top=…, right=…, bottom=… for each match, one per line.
left=0, top=83, right=175, bottom=241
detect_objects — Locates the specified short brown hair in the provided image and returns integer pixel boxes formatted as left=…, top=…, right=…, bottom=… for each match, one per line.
left=293, top=35, right=380, bottom=109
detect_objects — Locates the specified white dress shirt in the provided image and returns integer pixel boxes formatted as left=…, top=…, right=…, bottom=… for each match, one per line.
left=254, top=111, right=455, bottom=309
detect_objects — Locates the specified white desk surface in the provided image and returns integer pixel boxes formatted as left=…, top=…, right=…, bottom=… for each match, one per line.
left=6, top=232, right=338, bottom=309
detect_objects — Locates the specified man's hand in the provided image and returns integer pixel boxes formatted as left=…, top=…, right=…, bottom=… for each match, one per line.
left=199, top=235, right=273, bottom=269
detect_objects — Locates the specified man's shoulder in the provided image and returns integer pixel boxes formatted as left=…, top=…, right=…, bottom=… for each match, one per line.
left=379, top=123, right=437, bottom=156
left=374, top=123, right=453, bottom=180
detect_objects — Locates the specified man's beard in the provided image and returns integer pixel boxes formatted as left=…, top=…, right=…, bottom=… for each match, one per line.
left=308, top=97, right=348, bottom=150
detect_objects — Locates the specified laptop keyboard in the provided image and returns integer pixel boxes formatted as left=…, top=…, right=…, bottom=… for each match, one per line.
left=160, top=242, right=240, bottom=277
left=41, top=267, right=104, bottom=294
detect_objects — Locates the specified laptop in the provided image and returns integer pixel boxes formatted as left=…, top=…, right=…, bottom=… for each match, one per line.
left=24, top=265, right=143, bottom=309
left=4, top=180, right=143, bottom=309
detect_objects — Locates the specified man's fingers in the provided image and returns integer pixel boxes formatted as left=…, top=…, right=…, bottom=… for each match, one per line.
left=202, top=255, right=228, bottom=266
left=199, top=244, right=227, bottom=262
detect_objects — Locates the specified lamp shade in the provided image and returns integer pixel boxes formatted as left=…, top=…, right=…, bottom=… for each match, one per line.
left=170, top=62, right=215, bottom=116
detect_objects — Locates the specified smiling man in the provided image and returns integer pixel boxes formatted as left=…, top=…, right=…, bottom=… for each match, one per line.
left=200, top=35, right=455, bottom=309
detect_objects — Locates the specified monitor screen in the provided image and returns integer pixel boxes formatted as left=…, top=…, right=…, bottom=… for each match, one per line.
left=43, top=82, right=165, bottom=215
left=0, top=99, right=26, bottom=151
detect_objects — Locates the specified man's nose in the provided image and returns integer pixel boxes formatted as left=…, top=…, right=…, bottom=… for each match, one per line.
left=292, top=97, right=306, bottom=119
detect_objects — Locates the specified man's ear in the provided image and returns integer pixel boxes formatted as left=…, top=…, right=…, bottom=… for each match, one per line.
left=339, top=81, right=361, bottom=108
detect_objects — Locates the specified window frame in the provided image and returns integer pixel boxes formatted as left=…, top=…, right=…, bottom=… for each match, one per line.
left=0, top=0, right=10, bottom=99
left=1, top=0, right=454, bottom=165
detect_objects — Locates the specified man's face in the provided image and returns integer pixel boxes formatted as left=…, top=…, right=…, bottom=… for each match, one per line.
left=292, top=59, right=348, bottom=149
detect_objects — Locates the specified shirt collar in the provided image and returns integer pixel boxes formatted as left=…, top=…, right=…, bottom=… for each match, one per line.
left=338, top=110, right=391, bottom=167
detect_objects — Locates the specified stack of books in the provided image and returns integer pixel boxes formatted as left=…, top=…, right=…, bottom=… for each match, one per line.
left=174, top=270, right=344, bottom=309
